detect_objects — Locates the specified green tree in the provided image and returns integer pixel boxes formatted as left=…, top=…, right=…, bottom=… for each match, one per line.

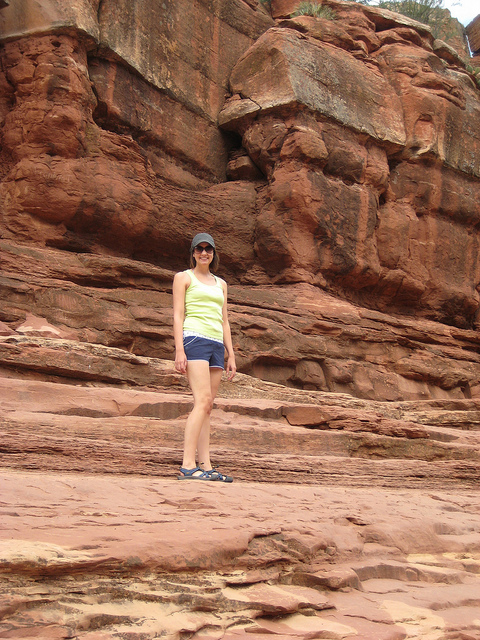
left=376, top=0, right=443, bottom=24
left=351, top=0, right=462, bottom=42
left=350, top=0, right=442, bottom=15
left=378, top=0, right=451, bottom=39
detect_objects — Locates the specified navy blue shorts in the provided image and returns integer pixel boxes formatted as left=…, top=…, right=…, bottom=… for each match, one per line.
left=183, top=335, right=225, bottom=369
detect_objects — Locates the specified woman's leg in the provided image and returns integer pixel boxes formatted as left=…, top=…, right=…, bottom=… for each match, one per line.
left=181, top=360, right=219, bottom=470
left=197, top=367, right=223, bottom=471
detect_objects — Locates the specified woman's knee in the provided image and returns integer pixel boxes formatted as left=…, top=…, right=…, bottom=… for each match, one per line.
left=195, top=393, right=214, bottom=414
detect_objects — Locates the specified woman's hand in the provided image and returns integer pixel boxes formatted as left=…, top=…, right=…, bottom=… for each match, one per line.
left=175, top=349, right=187, bottom=375
left=226, top=354, right=236, bottom=381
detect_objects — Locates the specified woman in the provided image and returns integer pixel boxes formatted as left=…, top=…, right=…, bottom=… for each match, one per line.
left=172, top=232, right=236, bottom=482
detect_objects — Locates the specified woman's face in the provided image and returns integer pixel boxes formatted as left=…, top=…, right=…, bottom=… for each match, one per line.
left=193, top=243, right=214, bottom=266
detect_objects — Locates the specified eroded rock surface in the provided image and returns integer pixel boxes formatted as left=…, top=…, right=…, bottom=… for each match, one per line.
left=2, top=240, right=480, bottom=401
left=2, top=471, right=480, bottom=640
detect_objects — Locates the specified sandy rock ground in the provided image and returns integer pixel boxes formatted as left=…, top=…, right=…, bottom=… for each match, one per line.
left=1, top=371, right=480, bottom=639
left=1, top=472, right=480, bottom=639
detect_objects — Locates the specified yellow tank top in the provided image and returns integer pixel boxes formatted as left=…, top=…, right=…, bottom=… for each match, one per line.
left=183, top=270, right=224, bottom=342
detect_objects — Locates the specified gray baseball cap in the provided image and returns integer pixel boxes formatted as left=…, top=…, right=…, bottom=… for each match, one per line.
left=191, top=233, right=215, bottom=250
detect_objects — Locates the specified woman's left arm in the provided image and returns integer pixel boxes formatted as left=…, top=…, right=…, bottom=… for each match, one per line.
left=221, top=281, right=236, bottom=381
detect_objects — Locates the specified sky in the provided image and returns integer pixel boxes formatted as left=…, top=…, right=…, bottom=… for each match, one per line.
left=441, top=0, right=479, bottom=26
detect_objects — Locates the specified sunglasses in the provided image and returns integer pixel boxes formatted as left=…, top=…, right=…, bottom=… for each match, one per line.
left=193, top=245, right=214, bottom=254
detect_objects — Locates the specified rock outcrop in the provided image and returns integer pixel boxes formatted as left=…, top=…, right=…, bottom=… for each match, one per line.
left=220, top=2, right=480, bottom=329
left=2, top=239, right=480, bottom=400
left=467, top=14, right=480, bottom=59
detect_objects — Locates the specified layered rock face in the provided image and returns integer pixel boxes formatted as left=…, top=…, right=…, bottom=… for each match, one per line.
left=0, top=0, right=270, bottom=259
left=1, top=0, right=480, bottom=400
left=221, top=3, right=480, bottom=326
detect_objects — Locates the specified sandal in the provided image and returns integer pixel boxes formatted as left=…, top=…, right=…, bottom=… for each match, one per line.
left=204, top=468, right=233, bottom=483
left=177, top=466, right=215, bottom=481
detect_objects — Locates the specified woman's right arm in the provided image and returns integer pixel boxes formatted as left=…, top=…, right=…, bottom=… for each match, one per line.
left=172, top=271, right=189, bottom=374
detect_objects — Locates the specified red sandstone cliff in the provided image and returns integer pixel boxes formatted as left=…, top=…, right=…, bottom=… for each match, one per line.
left=1, top=0, right=480, bottom=400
